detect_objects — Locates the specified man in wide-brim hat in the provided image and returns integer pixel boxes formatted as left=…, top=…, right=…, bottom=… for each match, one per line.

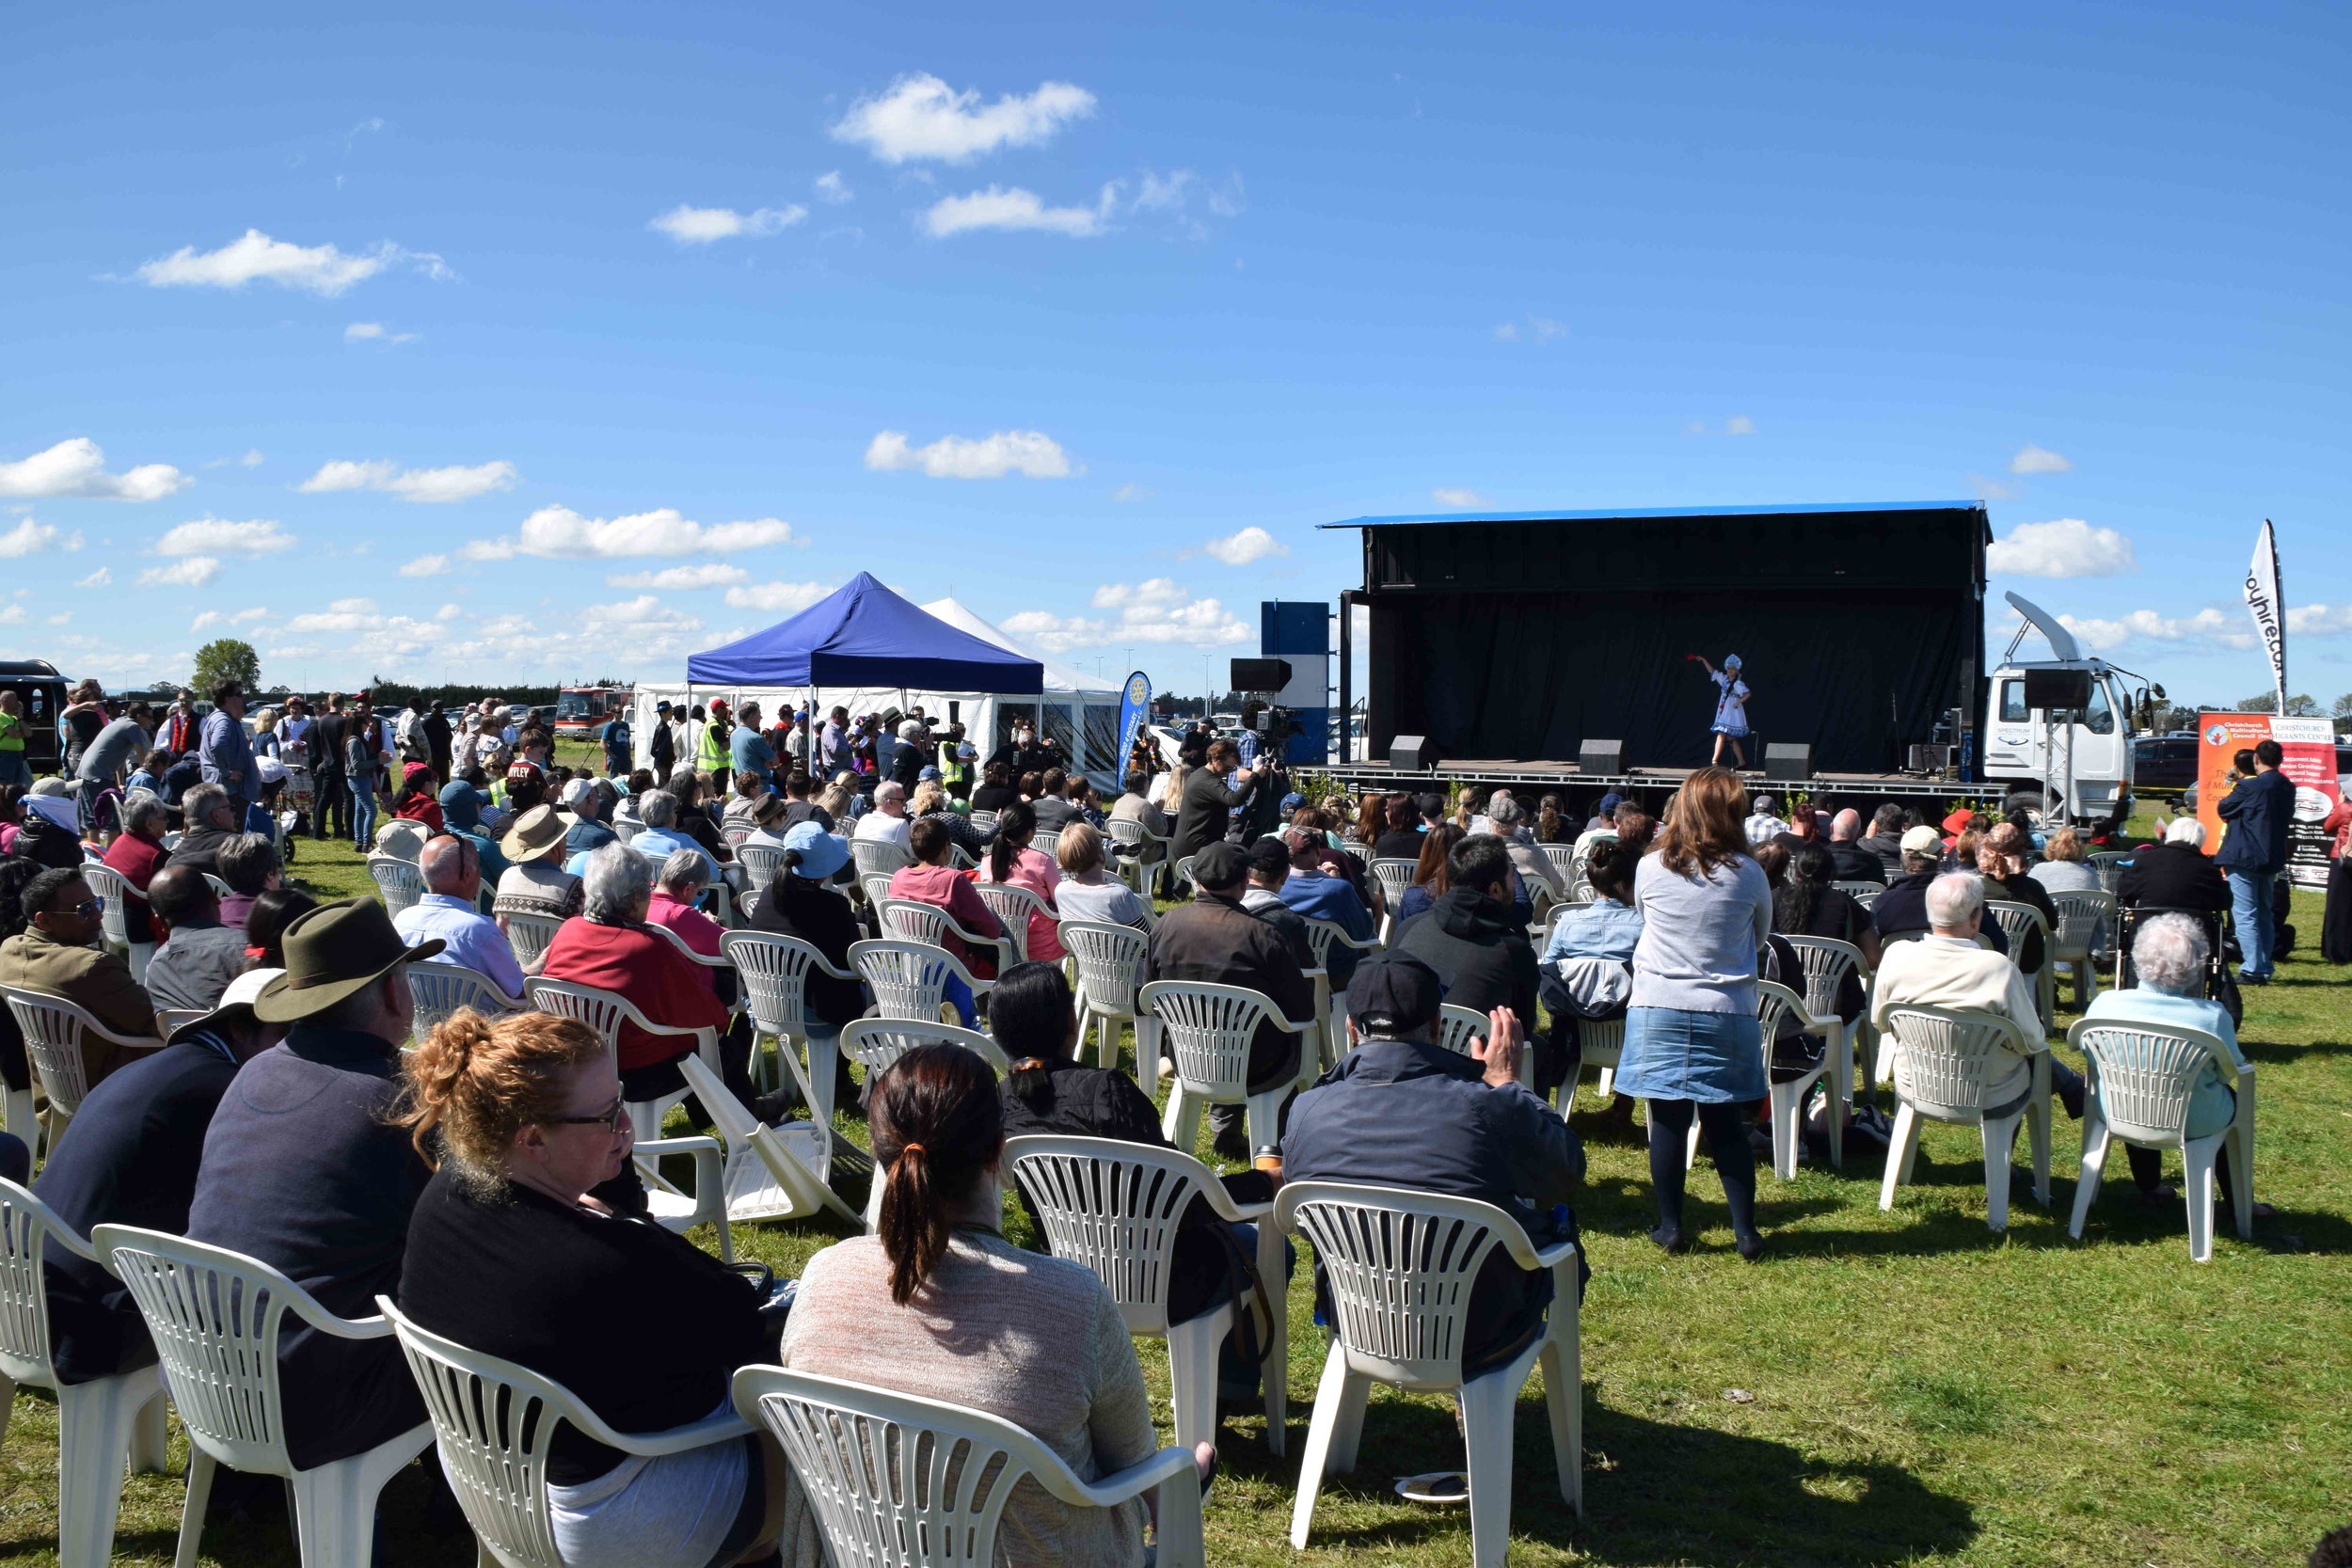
left=185, top=897, right=444, bottom=1471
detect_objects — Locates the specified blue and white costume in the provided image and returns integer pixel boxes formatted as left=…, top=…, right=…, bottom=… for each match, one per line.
left=1709, top=657, right=1750, bottom=737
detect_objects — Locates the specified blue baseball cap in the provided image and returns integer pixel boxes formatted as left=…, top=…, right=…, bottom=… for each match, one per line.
left=919, top=765, right=943, bottom=781
left=783, top=820, right=849, bottom=879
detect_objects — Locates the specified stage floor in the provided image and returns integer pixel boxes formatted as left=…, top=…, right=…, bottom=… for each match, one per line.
left=1323, top=757, right=1978, bottom=800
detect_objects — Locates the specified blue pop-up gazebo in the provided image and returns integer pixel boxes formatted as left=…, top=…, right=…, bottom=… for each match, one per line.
left=686, top=572, right=1042, bottom=691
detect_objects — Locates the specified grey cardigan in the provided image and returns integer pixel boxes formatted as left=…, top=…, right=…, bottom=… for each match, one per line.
left=1630, top=850, right=1772, bottom=1015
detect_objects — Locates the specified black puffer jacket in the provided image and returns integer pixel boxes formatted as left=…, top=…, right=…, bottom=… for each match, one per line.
left=1396, top=884, right=1540, bottom=1031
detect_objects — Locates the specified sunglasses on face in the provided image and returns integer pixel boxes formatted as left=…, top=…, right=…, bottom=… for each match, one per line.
left=546, top=1099, right=629, bottom=1135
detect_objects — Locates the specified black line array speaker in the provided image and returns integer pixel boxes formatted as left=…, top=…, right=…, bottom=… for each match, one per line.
left=1577, top=738, right=1624, bottom=776
left=1390, top=735, right=1441, bottom=771
left=2022, top=668, right=2093, bottom=711
left=1764, top=742, right=1812, bottom=782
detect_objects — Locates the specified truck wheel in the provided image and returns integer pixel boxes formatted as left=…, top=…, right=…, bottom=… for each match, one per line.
left=2001, top=790, right=2046, bottom=817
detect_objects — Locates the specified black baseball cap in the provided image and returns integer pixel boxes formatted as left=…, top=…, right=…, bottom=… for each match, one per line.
left=1345, top=951, right=1444, bottom=1034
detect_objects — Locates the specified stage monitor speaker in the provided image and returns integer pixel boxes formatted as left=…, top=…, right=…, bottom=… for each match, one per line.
left=1230, top=657, right=1293, bottom=691
left=1390, top=735, right=1440, bottom=771
left=2023, top=667, right=2093, bottom=711
left=1908, top=742, right=1954, bottom=774
left=1764, top=742, right=1812, bottom=783
left=1578, top=738, right=1624, bottom=777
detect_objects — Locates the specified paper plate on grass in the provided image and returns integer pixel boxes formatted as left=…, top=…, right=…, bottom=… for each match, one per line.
left=1394, top=1471, right=1470, bottom=1505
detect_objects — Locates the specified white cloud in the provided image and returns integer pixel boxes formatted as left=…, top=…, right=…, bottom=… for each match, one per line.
left=298, top=458, right=517, bottom=503
left=44, top=612, right=68, bottom=625
left=611, top=563, right=752, bottom=591
left=131, top=229, right=449, bottom=295
left=1431, top=487, right=1488, bottom=508
left=725, top=580, right=834, bottom=614
left=922, top=184, right=1112, bottom=238
left=154, top=516, right=295, bottom=556
left=0, top=436, right=189, bottom=501
left=435, top=603, right=461, bottom=621
left=1111, top=483, right=1150, bottom=502
left=2286, top=603, right=2352, bottom=637
left=865, top=429, right=1072, bottom=479
left=1492, top=315, right=1565, bottom=343
left=0, top=517, right=72, bottom=556
left=831, top=73, right=1096, bottom=164
left=282, top=596, right=381, bottom=634
left=0, top=606, right=23, bottom=626
left=398, top=553, right=450, bottom=577
left=466, top=505, right=802, bottom=561
left=814, top=171, right=851, bottom=203
left=2054, top=607, right=2248, bottom=653
left=1724, top=415, right=1756, bottom=436
left=240, top=449, right=263, bottom=467
left=191, top=610, right=222, bottom=631
left=1987, top=517, right=2137, bottom=578
left=74, top=567, right=112, bottom=588
left=1193, top=526, right=1287, bottom=565
left=648, top=204, right=809, bottom=245
left=1005, top=578, right=1254, bottom=652
left=343, top=321, right=418, bottom=345
left=136, top=556, right=221, bottom=589
left=2010, top=444, right=2072, bottom=475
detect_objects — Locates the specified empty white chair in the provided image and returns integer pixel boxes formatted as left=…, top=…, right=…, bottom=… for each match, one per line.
left=501, top=911, right=564, bottom=974
left=96, top=1226, right=436, bottom=1568
left=975, top=880, right=1057, bottom=966
left=0, top=1180, right=170, bottom=1568
left=1, top=987, right=162, bottom=1152
left=2087, top=851, right=2128, bottom=895
left=522, top=976, right=718, bottom=1143
left=1004, top=1135, right=1286, bottom=1454
left=1277, top=1182, right=1581, bottom=1564
left=80, top=862, right=154, bottom=982
left=384, top=1299, right=756, bottom=1568
left=1877, top=1005, right=2053, bottom=1230
left=720, top=929, right=855, bottom=1112
left=1060, top=920, right=1152, bottom=1070
left=1367, top=859, right=1416, bottom=942
left=1301, top=917, right=1381, bottom=1071
left=366, top=855, right=425, bottom=919
left=2048, top=889, right=2117, bottom=1011
left=1779, top=934, right=1866, bottom=1116
left=1538, top=841, right=1579, bottom=879
left=850, top=837, right=914, bottom=879
left=1562, top=1015, right=1626, bottom=1112
left=850, top=938, right=993, bottom=1027
left=1139, top=980, right=1313, bottom=1157
left=1985, top=900, right=2057, bottom=1028
left=2067, top=1018, right=2256, bottom=1261
left=405, top=961, right=522, bottom=1042
left=1756, top=981, right=1839, bottom=1178
left=733, top=1365, right=1205, bottom=1568
left=675, top=1053, right=863, bottom=1229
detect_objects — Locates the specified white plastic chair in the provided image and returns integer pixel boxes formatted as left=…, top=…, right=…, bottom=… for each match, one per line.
left=2048, top=889, right=2117, bottom=1011
left=675, top=1053, right=862, bottom=1228
left=1277, top=1182, right=1581, bottom=1563
left=366, top=855, right=425, bottom=919
left=735, top=843, right=786, bottom=899
left=405, top=961, right=523, bottom=1041
left=850, top=939, right=993, bottom=1026
left=155, top=1007, right=209, bottom=1037
left=975, top=880, right=1057, bottom=966
left=1563, top=1015, right=1626, bottom=1112
left=1877, top=1005, right=2054, bottom=1230
left=1986, top=900, right=2057, bottom=1028
left=2067, top=1018, right=2256, bottom=1261
left=2, top=987, right=162, bottom=1152
left=1139, top=980, right=1313, bottom=1156
left=1832, top=879, right=1884, bottom=902
left=733, top=1365, right=1205, bottom=1568
left=1060, top=920, right=1152, bottom=1070
left=856, top=871, right=898, bottom=917
left=0, top=1180, right=170, bottom=1568
left=2088, top=851, right=2129, bottom=895
left=1102, top=816, right=1171, bottom=897
left=1368, top=859, right=1416, bottom=942
left=720, top=928, right=854, bottom=1113
left=1171, top=853, right=1197, bottom=896
left=80, top=863, right=154, bottom=983
left=849, top=837, right=914, bottom=880
left=1677, top=982, right=1838, bottom=1178
left=1004, top=1135, right=1286, bottom=1454
left=501, top=911, right=564, bottom=974
left=968, top=808, right=1001, bottom=838
left=201, top=873, right=234, bottom=901
left=1780, top=933, right=1867, bottom=1114
left=1301, top=916, right=1381, bottom=1070
left=1538, top=842, right=1579, bottom=879
left=839, top=1018, right=1009, bottom=1079
left=877, top=898, right=1015, bottom=979
left=521, top=976, right=717, bottom=1143
left=383, top=1299, right=755, bottom=1568
left=95, top=1226, right=436, bottom=1568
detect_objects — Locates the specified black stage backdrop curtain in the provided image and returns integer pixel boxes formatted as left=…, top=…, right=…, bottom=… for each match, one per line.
left=1376, top=587, right=1970, bottom=773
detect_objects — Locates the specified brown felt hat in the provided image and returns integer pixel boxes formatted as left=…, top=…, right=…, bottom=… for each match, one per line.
left=251, top=897, right=444, bottom=1022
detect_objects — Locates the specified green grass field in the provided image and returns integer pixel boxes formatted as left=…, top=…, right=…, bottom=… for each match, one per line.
left=5, top=823, right=2345, bottom=1565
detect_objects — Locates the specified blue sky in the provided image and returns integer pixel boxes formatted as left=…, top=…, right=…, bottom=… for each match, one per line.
left=5, top=2, right=2347, bottom=709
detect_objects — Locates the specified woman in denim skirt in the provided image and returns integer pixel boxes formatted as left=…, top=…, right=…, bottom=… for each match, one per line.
left=1615, top=767, right=1774, bottom=1259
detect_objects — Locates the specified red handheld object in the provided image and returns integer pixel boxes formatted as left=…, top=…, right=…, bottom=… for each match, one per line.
left=1684, top=654, right=1708, bottom=665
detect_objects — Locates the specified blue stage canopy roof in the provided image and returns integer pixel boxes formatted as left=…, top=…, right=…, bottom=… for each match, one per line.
left=685, top=572, right=1045, bottom=692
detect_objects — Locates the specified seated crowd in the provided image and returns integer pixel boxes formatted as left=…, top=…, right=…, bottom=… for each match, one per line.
left=0, top=711, right=2301, bottom=1567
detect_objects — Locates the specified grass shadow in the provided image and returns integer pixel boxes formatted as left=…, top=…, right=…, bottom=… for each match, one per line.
left=1276, top=1385, right=1977, bottom=1564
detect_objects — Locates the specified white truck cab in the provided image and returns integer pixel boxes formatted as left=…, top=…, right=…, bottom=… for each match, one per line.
left=1979, top=592, right=2148, bottom=822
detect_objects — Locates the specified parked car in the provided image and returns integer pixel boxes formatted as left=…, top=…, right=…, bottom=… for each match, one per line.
left=2131, top=734, right=2199, bottom=794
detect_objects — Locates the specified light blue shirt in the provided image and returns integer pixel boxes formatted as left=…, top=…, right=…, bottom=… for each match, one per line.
left=730, top=726, right=776, bottom=781
left=632, top=825, right=718, bottom=879
left=393, top=893, right=525, bottom=1000
left=1544, top=896, right=1645, bottom=965
left=2080, top=988, right=2240, bottom=1139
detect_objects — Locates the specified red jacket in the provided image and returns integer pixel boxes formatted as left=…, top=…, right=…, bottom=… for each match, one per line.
left=539, top=917, right=728, bottom=1070
left=102, top=830, right=170, bottom=944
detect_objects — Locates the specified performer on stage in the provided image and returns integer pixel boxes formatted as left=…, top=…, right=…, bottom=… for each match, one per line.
left=1693, top=653, right=1751, bottom=768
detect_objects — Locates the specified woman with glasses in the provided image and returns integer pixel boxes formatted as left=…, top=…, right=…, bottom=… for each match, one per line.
left=396, top=1007, right=787, bottom=1568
